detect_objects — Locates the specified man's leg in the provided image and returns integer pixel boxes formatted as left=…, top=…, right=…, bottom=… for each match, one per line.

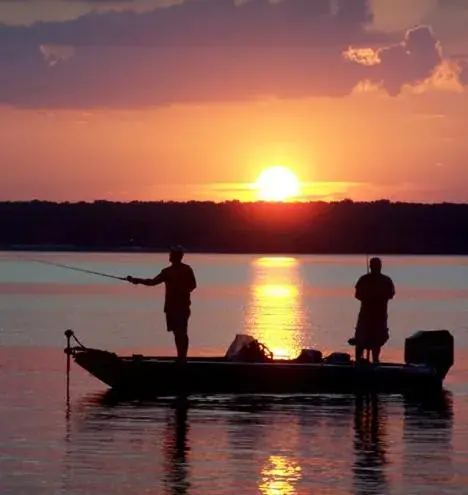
left=355, top=345, right=364, bottom=362
left=371, top=347, right=381, bottom=363
left=174, top=332, right=189, bottom=362
left=172, top=312, right=190, bottom=362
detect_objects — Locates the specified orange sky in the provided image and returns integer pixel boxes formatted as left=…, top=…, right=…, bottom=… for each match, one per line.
left=1, top=0, right=468, bottom=203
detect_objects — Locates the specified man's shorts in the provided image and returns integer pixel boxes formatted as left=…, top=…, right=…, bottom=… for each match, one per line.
left=165, top=310, right=191, bottom=335
left=355, top=323, right=389, bottom=350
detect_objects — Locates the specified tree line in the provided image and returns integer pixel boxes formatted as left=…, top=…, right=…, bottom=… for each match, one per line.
left=1, top=199, right=467, bottom=254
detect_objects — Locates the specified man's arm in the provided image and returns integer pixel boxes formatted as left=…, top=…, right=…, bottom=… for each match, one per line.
left=188, top=267, right=197, bottom=292
left=127, top=271, right=165, bottom=286
left=355, top=276, right=365, bottom=301
left=387, top=277, right=395, bottom=299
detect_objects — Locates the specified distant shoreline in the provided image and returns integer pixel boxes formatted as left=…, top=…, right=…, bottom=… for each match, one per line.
left=2, top=200, right=468, bottom=255
left=2, top=246, right=468, bottom=256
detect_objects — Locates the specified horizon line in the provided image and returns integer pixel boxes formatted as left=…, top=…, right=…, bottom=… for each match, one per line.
left=1, top=198, right=468, bottom=206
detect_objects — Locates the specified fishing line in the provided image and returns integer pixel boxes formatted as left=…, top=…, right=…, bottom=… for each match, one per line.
left=14, top=254, right=127, bottom=281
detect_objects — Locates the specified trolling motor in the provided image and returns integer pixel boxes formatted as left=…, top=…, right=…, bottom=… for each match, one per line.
left=65, top=329, right=73, bottom=403
left=64, top=329, right=88, bottom=401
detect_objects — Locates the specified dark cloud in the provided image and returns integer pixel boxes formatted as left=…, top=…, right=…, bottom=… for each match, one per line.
left=370, top=25, right=443, bottom=95
left=66, top=0, right=136, bottom=2
left=0, top=0, right=463, bottom=108
left=1, top=0, right=378, bottom=48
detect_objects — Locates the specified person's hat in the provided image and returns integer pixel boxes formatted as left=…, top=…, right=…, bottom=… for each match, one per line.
left=169, top=244, right=185, bottom=254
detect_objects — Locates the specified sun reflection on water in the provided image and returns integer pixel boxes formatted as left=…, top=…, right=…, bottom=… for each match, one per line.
left=259, top=455, right=302, bottom=495
left=244, top=256, right=308, bottom=359
left=257, top=284, right=299, bottom=299
left=255, top=257, right=299, bottom=268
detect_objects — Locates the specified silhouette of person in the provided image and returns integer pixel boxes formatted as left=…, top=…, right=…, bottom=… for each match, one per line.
left=350, top=257, right=395, bottom=363
left=127, top=245, right=197, bottom=362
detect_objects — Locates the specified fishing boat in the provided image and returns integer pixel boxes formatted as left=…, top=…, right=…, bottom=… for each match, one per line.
left=65, top=329, right=454, bottom=397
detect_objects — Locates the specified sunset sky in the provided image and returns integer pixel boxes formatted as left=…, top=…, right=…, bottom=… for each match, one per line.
left=1, top=0, right=468, bottom=203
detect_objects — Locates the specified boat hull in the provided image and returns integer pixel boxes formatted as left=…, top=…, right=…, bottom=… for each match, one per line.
left=72, top=348, right=444, bottom=397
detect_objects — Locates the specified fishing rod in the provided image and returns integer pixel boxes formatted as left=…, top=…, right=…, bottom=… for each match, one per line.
left=16, top=255, right=127, bottom=281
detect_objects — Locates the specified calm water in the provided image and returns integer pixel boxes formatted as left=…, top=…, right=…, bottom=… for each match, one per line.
left=1, top=252, right=468, bottom=494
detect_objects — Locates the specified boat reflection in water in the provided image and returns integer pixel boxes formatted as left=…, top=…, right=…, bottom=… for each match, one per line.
left=244, top=256, right=309, bottom=359
left=353, top=394, right=389, bottom=494
left=402, top=391, right=454, bottom=490
left=65, top=390, right=453, bottom=495
left=163, top=397, right=190, bottom=495
left=352, top=391, right=453, bottom=495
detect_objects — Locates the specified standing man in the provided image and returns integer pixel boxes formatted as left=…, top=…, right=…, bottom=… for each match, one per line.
left=127, top=245, right=197, bottom=362
left=350, top=257, right=395, bottom=363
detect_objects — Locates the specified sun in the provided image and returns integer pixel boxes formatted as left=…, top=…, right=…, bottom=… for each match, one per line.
left=255, top=166, right=300, bottom=201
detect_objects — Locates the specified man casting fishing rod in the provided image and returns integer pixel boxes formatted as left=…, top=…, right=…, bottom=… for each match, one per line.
left=126, top=246, right=197, bottom=363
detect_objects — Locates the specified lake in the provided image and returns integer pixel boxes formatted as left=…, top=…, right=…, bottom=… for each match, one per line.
left=1, top=252, right=467, bottom=494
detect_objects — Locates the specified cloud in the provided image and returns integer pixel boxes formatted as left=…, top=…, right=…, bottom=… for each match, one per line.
left=0, top=0, right=184, bottom=27
left=0, top=0, right=465, bottom=108
left=346, top=24, right=444, bottom=95
left=39, top=44, right=75, bottom=66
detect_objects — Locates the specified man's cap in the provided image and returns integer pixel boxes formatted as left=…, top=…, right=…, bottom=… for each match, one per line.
left=169, top=244, right=185, bottom=254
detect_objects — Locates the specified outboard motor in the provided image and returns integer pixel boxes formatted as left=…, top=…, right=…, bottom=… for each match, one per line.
left=404, top=330, right=454, bottom=380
